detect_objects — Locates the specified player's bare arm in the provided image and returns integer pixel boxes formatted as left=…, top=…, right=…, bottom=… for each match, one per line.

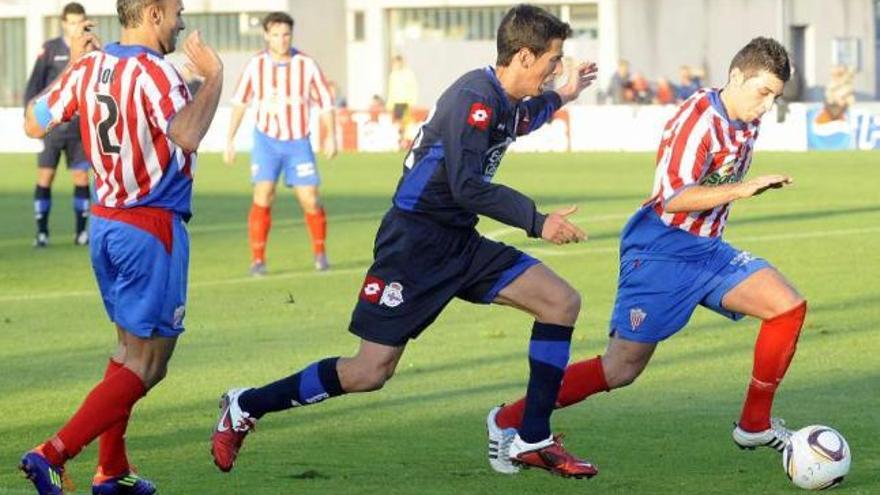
left=321, top=110, right=338, bottom=160
left=23, top=25, right=101, bottom=139
left=555, top=62, right=598, bottom=105
left=169, top=30, right=223, bottom=153
left=665, top=174, right=793, bottom=213
left=223, top=104, right=247, bottom=165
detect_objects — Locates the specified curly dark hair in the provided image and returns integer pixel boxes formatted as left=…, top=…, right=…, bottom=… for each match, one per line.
left=729, top=37, right=791, bottom=83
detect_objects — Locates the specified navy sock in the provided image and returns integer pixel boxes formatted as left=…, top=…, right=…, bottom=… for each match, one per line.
left=519, top=322, right=573, bottom=443
left=34, top=185, right=51, bottom=234
left=73, top=185, right=89, bottom=234
left=238, top=357, right=345, bottom=419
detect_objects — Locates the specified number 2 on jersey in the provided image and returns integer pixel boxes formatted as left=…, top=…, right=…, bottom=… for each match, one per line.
left=96, top=94, right=121, bottom=155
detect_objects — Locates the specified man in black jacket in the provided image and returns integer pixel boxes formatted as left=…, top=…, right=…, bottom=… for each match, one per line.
left=25, top=2, right=90, bottom=247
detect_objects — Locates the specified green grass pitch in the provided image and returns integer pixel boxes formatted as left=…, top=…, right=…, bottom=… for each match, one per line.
left=1, top=150, right=878, bottom=494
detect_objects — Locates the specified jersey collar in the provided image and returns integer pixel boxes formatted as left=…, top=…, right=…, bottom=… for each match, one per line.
left=104, top=42, right=164, bottom=59
left=709, top=88, right=748, bottom=130
left=483, top=66, right=511, bottom=113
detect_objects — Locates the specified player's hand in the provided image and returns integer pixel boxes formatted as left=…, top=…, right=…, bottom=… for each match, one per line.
left=737, top=174, right=793, bottom=198
left=541, top=205, right=587, bottom=245
left=223, top=141, right=236, bottom=166
left=182, top=30, right=222, bottom=80
left=556, top=62, right=598, bottom=104
left=70, top=21, right=101, bottom=63
left=323, top=135, right=338, bottom=160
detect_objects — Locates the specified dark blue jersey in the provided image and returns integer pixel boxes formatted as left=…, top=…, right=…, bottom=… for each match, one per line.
left=393, top=67, right=561, bottom=237
left=25, top=37, right=79, bottom=136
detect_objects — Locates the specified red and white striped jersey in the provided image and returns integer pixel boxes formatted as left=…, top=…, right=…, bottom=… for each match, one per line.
left=644, top=88, right=760, bottom=238
left=231, top=48, right=333, bottom=140
left=36, top=43, right=194, bottom=216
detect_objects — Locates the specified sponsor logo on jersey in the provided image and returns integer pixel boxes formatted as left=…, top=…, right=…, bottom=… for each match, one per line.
left=467, top=102, right=492, bottom=131
left=700, top=157, right=744, bottom=186
left=360, top=275, right=385, bottom=304
left=482, top=138, right=513, bottom=182
left=380, top=282, right=404, bottom=308
left=630, top=307, right=647, bottom=330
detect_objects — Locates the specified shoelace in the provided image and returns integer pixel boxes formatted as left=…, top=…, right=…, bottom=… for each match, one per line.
left=770, top=418, right=793, bottom=443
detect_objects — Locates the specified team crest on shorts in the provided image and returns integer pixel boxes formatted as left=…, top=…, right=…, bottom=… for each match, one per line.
left=380, top=282, right=404, bottom=308
left=730, top=251, right=756, bottom=266
left=172, top=305, right=186, bottom=329
left=629, top=307, right=647, bottom=331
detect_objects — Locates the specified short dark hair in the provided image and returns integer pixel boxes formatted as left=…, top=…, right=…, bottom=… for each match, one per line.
left=117, top=0, right=161, bottom=28
left=496, top=4, right=571, bottom=66
left=262, top=12, right=294, bottom=31
left=729, top=37, right=791, bottom=83
left=62, top=2, right=86, bottom=20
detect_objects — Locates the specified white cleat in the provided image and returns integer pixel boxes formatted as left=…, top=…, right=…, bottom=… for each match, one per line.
left=487, top=405, right=520, bottom=474
left=732, top=417, right=793, bottom=453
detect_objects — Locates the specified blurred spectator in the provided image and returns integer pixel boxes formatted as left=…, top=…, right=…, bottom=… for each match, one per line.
left=822, top=65, right=854, bottom=121
left=675, top=65, right=702, bottom=101
left=387, top=55, right=418, bottom=122
left=630, top=72, right=652, bottom=104
left=606, top=60, right=632, bottom=104
left=654, top=77, right=675, bottom=104
left=369, top=94, right=386, bottom=113
left=327, top=80, right=347, bottom=109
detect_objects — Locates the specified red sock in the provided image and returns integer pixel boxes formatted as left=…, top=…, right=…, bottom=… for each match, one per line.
left=38, top=367, right=146, bottom=467
left=304, top=208, right=327, bottom=256
left=97, top=359, right=130, bottom=477
left=248, top=204, right=271, bottom=263
left=496, top=356, right=609, bottom=429
left=739, top=301, right=807, bottom=432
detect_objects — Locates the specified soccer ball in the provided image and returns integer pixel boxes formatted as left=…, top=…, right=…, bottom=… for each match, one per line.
left=783, top=425, right=851, bottom=490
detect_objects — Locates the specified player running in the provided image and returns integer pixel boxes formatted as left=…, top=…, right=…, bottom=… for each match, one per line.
left=224, top=11, right=337, bottom=275
left=20, top=1, right=223, bottom=493
left=25, top=2, right=91, bottom=247
left=488, top=37, right=806, bottom=474
left=213, top=4, right=600, bottom=478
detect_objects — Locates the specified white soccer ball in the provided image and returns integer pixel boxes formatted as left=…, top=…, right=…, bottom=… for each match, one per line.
left=783, top=425, right=851, bottom=490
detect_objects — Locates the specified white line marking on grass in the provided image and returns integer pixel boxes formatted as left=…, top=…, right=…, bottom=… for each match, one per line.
left=1, top=226, right=878, bottom=302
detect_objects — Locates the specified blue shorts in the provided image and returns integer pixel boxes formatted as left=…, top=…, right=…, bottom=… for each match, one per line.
left=90, top=207, right=189, bottom=339
left=250, top=129, right=319, bottom=187
left=609, top=208, right=771, bottom=343
left=349, top=208, right=540, bottom=347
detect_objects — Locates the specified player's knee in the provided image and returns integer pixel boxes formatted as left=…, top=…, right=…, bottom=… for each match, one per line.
left=360, top=365, right=394, bottom=392
left=603, top=358, right=644, bottom=389
left=550, top=287, right=581, bottom=324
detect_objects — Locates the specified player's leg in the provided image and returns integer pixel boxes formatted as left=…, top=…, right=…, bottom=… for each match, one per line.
left=211, top=339, right=405, bottom=472
left=494, top=336, right=656, bottom=431
left=293, top=185, right=329, bottom=271
left=66, top=136, right=91, bottom=246
left=248, top=130, right=283, bottom=275
left=488, top=263, right=597, bottom=477
left=720, top=267, right=806, bottom=450
left=248, top=181, right=276, bottom=275
left=33, top=140, right=61, bottom=246
left=284, top=138, right=327, bottom=271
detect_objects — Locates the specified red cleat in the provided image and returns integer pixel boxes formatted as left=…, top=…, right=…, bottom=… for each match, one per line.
left=211, top=388, right=256, bottom=472
left=509, top=434, right=598, bottom=479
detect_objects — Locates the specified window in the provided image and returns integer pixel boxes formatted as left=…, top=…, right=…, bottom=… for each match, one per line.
left=0, top=18, right=26, bottom=106
left=42, top=12, right=270, bottom=53
left=388, top=6, right=564, bottom=43
left=353, top=10, right=365, bottom=41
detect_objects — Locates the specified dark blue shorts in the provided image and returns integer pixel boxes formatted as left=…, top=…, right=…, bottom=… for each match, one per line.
left=350, top=208, right=539, bottom=347
left=90, top=207, right=189, bottom=339
left=38, top=125, right=88, bottom=171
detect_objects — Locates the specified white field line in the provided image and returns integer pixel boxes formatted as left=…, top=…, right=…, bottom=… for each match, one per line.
left=1, top=225, right=878, bottom=303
